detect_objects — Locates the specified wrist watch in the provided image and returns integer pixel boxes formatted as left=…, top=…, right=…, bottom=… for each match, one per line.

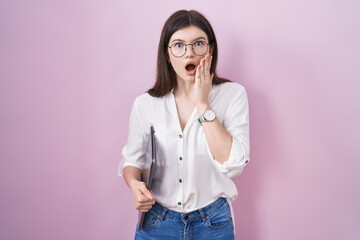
left=198, top=109, right=216, bottom=124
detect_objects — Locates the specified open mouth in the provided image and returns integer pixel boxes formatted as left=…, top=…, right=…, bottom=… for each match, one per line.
left=185, top=64, right=196, bottom=72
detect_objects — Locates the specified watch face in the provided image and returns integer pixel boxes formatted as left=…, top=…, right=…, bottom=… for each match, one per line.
left=204, top=110, right=216, bottom=121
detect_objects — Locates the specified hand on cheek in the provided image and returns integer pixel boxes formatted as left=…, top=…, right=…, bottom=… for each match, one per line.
left=194, top=54, right=214, bottom=111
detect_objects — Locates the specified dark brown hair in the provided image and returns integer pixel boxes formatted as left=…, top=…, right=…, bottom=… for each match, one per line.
left=148, top=10, right=230, bottom=97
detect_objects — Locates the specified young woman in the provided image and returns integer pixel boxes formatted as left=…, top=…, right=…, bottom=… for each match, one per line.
left=119, top=10, right=250, bottom=240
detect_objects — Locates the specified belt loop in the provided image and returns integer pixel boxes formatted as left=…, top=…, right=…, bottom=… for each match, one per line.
left=158, top=205, right=168, bottom=221
left=199, top=208, right=208, bottom=223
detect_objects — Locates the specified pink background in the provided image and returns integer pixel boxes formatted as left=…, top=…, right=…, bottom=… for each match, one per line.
left=1, top=0, right=359, bottom=239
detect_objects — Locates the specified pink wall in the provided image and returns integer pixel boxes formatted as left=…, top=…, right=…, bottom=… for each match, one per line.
left=1, top=1, right=359, bottom=239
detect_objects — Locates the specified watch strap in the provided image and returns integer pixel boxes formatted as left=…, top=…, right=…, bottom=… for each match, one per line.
left=198, top=115, right=206, bottom=124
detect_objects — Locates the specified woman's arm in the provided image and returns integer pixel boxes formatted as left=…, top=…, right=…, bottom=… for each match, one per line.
left=121, top=97, right=155, bottom=212
left=196, top=107, right=233, bottom=164
left=194, top=55, right=232, bottom=163
left=195, top=54, right=249, bottom=167
left=123, top=166, right=155, bottom=212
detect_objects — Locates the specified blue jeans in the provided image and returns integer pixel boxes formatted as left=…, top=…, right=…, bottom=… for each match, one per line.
left=135, top=198, right=234, bottom=240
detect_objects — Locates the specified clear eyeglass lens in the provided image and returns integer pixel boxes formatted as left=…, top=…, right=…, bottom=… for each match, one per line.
left=170, top=41, right=208, bottom=57
left=193, top=41, right=208, bottom=56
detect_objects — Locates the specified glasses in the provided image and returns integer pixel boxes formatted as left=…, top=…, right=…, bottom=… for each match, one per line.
left=168, top=40, right=209, bottom=58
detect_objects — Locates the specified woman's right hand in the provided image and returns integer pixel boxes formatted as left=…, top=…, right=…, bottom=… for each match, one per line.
left=130, top=180, right=155, bottom=212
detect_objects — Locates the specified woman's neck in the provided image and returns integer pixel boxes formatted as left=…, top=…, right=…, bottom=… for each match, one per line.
left=173, top=79, right=195, bottom=99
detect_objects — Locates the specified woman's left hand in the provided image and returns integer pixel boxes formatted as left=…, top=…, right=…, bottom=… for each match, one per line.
left=194, top=54, right=214, bottom=113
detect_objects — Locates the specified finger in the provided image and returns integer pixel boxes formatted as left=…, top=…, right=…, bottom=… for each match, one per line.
left=136, top=203, right=154, bottom=212
left=204, top=54, right=210, bottom=74
left=137, top=195, right=153, bottom=203
left=138, top=184, right=153, bottom=200
left=136, top=199, right=155, bottom=208
left=196, top=64, right=203, bottom=85
left=195, top=64, right=200, bottom=82
left=135, top=198, right=155, bottom=210
left=201, top=58, right=206, bottom=77
left=138, top=205, right=153, bottom=212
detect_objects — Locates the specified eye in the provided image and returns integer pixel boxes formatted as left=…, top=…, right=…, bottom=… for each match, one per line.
left=194, top=41, right=206, bottom=47
left=173, top=42, right=184, bottom=48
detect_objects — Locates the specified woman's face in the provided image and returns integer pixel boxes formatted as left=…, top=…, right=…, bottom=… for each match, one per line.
left=168, top=25, right=210, bottom=84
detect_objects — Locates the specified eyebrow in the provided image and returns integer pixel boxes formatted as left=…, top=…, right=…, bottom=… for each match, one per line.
left=170, top=36, right=207, bottom=44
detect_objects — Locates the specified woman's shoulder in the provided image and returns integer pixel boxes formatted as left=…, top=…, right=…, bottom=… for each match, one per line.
left=133, top=91, right=167, bottom=108
left=213, top=81, right=247, bottom=96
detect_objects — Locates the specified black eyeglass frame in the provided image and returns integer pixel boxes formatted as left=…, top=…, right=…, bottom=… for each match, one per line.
left=168, top=41, right=210, bottom=58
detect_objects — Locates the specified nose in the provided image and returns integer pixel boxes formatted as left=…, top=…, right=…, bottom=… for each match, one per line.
left=184, top=44, right=195, bottom=58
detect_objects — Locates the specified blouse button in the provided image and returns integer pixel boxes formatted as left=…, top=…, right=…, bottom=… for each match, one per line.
left=179, top=134, right=183, bottom=138
left=179, top=179, right=182, bottom=183
left=179, top=157, right=182, bottom=161
left=178, top=202, right=182, bottom=205
left=245, top=160, right=249, bottom=164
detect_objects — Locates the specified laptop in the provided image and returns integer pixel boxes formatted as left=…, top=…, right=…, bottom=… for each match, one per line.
left=138, top=126, right=157, bottom=230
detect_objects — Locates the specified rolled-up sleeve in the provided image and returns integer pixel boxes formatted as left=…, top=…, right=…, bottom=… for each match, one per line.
left=118, top=97, right=148, bottom=176
left=210, top=85, right=250, bottom=178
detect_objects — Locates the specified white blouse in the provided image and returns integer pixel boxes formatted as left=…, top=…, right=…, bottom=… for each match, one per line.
left=119, top=82, right=250, bottom=213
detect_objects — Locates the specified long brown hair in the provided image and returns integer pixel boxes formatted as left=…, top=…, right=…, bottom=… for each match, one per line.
left=148, top=10, right=230, bottom=97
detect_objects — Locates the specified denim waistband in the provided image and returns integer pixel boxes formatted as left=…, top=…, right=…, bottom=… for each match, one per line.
left=148, top=198, right=228, bottom=223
